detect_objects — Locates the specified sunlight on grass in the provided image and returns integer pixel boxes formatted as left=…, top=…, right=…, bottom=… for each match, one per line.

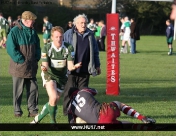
left=0, top=36, right=175, bottom=136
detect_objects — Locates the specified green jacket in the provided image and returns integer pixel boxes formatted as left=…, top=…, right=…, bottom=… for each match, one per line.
left=6, top=21, right=41, bottom=78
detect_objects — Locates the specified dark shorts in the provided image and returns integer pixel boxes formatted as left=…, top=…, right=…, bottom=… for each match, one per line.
left=98, top=102, right=121, bottom=123
left=41, top=71, right=67, bottom=93
left=167, top=37, right=173, bottom=44
left=43, top=33, right=51, bottom=39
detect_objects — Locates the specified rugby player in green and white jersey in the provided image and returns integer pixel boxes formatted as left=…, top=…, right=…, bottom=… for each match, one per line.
left=30, top=26, right=81, bottom=124
left=120, top=16, right=131, bottom=53
left=42, top=16, right=52, bottom=45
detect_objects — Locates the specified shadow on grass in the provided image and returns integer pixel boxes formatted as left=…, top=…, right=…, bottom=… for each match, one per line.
left=0, top=76, right=175, bottom=106
left=136, top=50, right=176, bottom=56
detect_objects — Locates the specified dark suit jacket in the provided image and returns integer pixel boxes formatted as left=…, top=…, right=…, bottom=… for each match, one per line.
left=130, top=22, right=140, bottom=40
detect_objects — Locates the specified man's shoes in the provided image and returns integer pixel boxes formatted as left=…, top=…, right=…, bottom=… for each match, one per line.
left=142, top=117, right=156, bottom=124
left=15, top=114, right=22, bottom=117
left=28, top=113, right=38, bottom=117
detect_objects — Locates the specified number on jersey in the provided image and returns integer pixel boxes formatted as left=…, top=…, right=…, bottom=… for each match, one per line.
left=72, top=94, right=86, bottom=112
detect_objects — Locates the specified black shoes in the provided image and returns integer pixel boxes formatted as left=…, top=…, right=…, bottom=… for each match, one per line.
left=142, top=117, right=156, bottom=124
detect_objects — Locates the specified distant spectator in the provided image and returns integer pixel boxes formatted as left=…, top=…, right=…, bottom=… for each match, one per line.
left=120, top=16, right=131, bottom=53
left=94, top=21, right=101, bottom=51
left=7, top=16, right=13, bottom=34
left=42, top=16, right=52, bottom=45
left=119, top=17, right=127, bottom=53
left=165, top=19, right=174, bottom=55
left=13, top=15, right=21, bottom=27
left=98, top=20, right=106, bottom=51
left=130, top=18, right=140, bottom=54
left=87, top=18, right=97, bottom=33
left=66, top=21, right=73, bottom=31
left=0, top=12, right=8, bottom=48
left=119, top=17, right=125, bottom=41
left=8, top=16, right=13, bottom=28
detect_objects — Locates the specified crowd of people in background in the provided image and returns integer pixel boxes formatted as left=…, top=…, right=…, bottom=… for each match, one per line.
left=0, top=12, right=152, bottom=55
left=87, top=18, right=107, bottom=51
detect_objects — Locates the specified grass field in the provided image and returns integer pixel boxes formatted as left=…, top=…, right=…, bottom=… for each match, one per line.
left=0, top=35, right=175, bottom=136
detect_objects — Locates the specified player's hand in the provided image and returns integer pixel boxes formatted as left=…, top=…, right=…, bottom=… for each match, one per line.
left=96, top=67, right=101, bottom=75
left=41, top=64, right=47, bottom=71
left=74, top=62, right=82, bottom=69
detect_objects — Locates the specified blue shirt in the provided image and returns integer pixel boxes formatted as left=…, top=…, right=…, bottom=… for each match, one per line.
left=75, top=32, right=90, bottom=73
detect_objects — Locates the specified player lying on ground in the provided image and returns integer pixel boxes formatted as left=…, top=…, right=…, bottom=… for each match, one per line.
left=67, top=87, right=156, bottom=130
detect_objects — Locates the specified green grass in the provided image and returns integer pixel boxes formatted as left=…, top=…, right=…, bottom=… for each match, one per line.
left=0, top=35, right=175, bottom=136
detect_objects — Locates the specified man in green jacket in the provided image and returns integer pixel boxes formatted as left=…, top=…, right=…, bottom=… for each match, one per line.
left=6, top=11, right=41, bottom=117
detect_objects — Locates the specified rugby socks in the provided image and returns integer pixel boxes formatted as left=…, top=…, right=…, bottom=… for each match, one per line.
left=121, top=46, right=125, bottom=52
left=48, top=105, right=58, bottom=123
left=121, top=105, right=145, bottom=120
left=170, top=48, right=173, bottom=54
left=31, top=102, right=49, bottom=123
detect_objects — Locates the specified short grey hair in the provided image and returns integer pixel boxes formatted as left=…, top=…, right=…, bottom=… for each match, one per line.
left=73, top=14, right=88, bottom=25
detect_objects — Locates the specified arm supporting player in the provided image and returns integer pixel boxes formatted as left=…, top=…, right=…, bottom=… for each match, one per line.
left=41, top=62, right=48, bottom=71
left=67, top=61, right=82, bottom=71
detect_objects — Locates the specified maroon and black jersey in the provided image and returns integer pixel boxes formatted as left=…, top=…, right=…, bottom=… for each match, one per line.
left=68, top=88, right=101, bottom=123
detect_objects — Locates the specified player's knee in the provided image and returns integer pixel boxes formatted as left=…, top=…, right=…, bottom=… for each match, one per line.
left=49, top=95, right=58, bottom=105
left=113, top=101, right=121, bottom=109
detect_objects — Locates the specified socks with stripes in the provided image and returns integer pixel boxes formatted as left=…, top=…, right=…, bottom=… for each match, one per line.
left=121, top=105, right=145, bottom=120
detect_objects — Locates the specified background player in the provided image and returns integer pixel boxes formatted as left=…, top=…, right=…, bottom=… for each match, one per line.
left=165, top=19, right=174, bottom=55
left=42, top=16, right=52, bottom=45
left=120, top=16, right=131, bottom=53
left=67, top=87, right=156, bottom=130
left=30, top=26, right=81, bottom=124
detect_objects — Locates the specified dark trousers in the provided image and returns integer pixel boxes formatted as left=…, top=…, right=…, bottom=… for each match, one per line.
left=100, top=36, right=106, bottom=51
left=130, top=38, right=136, bottom=54
left=13, top=77, right=38, bottom=115
left=95, top=36, right=101, bottom=51
left=63, top=73, right=90, bottom=115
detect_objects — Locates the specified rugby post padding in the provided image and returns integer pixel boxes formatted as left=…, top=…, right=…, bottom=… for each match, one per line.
left=106, top=0, right=120, bottom=95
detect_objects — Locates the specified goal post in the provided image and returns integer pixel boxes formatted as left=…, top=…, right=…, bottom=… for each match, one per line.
left=106, top=0, right=120, bottom=95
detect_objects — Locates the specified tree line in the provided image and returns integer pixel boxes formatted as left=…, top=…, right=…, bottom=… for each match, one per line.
left=0, top=0, right=173, bottom=34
